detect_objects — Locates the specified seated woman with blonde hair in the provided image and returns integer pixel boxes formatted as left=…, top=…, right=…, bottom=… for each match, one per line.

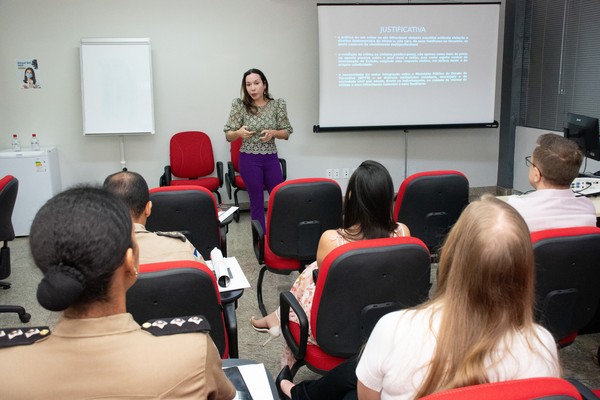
left=356, top=195, right=560, bottom=399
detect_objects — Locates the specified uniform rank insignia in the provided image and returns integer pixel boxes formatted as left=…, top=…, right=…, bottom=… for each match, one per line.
left=155, top=231, right=187, bottom=242
left=141, top=315, right=211, bottom=336
left=0, top=326, right=50, bottom=348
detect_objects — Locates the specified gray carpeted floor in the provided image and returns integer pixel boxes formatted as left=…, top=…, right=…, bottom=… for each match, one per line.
left=1, top=210, right=599, bottom=391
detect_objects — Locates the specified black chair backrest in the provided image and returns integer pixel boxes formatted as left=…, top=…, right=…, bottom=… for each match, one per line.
left=312, top=237, right=431, bottom=358
left=126, top=261, right=228, bottom=357
left=532, top=227, right=600, bottom=340
left=147, top=186, right=220, bottom=260
left=394, top=171, right=469, bottom=252
left=267, top=179, right=342, bottom=263
left=0, top=175, right=18, bottom=241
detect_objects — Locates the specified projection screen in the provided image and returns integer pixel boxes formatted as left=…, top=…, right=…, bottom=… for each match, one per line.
left=316, top=3, right=501, bottom=131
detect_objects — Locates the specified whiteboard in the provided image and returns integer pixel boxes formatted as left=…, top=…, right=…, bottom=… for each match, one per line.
left=80, top=38, right=155, bottom=135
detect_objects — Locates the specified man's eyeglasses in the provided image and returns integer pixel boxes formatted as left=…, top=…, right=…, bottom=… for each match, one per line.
left=525, top=156, right=542, bottom=176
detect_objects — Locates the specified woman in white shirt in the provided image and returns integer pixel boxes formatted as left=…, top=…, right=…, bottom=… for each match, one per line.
left=356, top=195, right=560, bottom=400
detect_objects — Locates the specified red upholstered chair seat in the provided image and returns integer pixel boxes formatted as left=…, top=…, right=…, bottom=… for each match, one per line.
left=394, top=170, right=469, bottom=254
left=146, top=185, right=225, bottom=260
left=160, top=131, right=223, bottom=203
left=420, top=377, right=582, bottom=400
left=169, top=176, right=220, bottom=191
left=129, top=260, right=236, bottom=358
left=280, top=237, right=431, bottom=377
left=530, top=226, right=600, bottom=347
left=263, top=236, right=302, bottom=272
left=252, top=178, right=343, bottom=316
left=288, top=320, right=346, bottom=372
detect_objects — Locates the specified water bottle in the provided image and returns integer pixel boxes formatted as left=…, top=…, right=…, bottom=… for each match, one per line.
left=30, top=133, right=40, bottom=150
left=11, top=134, right=21, bottom=151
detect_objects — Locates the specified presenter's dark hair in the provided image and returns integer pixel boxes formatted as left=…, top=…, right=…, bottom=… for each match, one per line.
left=23, top=67, right=36, bottom=84
left=30, top=186, right=133, bottom=311
left=241, top=68, right=273, bottom=115
left=103, top=171, right=149, bottom=218
left=342, top=160, right=397, bottom=240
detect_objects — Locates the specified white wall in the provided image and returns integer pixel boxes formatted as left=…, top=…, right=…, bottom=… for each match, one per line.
left=0, top=0, right=506, bottom=201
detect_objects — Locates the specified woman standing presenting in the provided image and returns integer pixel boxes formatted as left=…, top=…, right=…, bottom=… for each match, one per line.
left=224, top=68, right=293, bottom=232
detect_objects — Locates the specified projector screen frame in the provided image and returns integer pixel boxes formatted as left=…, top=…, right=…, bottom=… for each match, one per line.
left=316, top=2, right=501, bottom=132
left=313, top=121, right=499, bottom=133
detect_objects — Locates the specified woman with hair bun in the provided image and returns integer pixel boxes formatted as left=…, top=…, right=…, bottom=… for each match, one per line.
left=0, top=186, right=235, bottom=400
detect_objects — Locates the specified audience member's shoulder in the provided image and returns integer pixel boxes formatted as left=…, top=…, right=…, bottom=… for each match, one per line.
left=154, top=230, right=188, bottom=242
left=138, top=315, right=214, bottom=352
left=532, top=323, right=557, bottom=347
left=0, top=326, right=51, bottom=350
left=140, top=315, right=211, bottom=339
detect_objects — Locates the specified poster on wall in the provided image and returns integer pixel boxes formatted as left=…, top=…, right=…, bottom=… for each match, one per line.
left=17, top=59, right=42, bottom=89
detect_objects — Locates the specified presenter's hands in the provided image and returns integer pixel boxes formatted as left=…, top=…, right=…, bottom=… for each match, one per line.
left=259, top=130, right=273, bottom=142
left=238, top=126, right=254, bottom=139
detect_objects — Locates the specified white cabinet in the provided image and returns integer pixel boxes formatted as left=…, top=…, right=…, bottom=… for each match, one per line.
left=0, top=147, right=61, bottom=236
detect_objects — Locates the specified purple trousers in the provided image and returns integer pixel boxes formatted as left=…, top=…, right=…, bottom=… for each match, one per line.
left=238, top=152, right=284, bottom=232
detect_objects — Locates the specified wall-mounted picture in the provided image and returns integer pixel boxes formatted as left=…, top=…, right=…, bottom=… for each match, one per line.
left=17, top=59, right=41, bottom=89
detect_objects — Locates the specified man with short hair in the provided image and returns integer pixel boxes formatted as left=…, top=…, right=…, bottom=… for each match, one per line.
left=508, top=133, right=596, bottom=232
left=103, top=171, right=204, bottom=264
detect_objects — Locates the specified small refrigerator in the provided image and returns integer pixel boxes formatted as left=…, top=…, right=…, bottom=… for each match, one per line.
left=0, top=147, right=61, bottom=236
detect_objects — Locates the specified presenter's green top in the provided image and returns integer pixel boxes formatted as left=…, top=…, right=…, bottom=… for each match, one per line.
left=224, top=98, right=293, bottom=155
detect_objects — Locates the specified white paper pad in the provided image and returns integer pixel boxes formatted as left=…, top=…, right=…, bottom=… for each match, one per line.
left=205, top=257, right=251, bottom=293
left=226, top=363, right=274, bottom=400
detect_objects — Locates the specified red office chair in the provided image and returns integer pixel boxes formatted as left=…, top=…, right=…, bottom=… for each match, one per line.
left=225, top=138, right=287, bottom=222
left=280, top=236, right=431, bottom=377
left=420, top=377, right=583, bottom=400
left=531, top=227, right=600, bottom=347
left=394, top=170, right=469, bottom=254
left=253, top=178, right=343, bottom=316
left=159, top=131, right=224, bottom=204
left=0, top=175, right=30, bottom=323
left=126, top=260, right=237, bottom=358
left=146, top=185, right=226, bottom=260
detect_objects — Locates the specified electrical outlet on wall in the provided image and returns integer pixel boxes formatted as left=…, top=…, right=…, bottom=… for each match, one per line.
left=342, top=168, right=350, bottom=178
left=333, top=169, right=340, bottom=179
left=326, top=169, right=333, bottom=178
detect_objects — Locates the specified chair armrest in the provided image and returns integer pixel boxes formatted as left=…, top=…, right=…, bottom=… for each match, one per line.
left=223, top=302, right=238, bottom=359
left=227, top=161, right=237, bottom=188
left=279, top=158, right=287, bottom=181
left=216, top=161, right=224, bottom=187
left=161, top=165, right=172, bottom=186
left=219, top=225, right=228, bottom=257
left=564, top=378, right=600, bottom=400
left=280, top=291, right=309, bottom=360
left=225, top=161, right=236, bottom=200
left=251, top=219, right=265, bottom=264
left=225, top=173, right=232, bottom=200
